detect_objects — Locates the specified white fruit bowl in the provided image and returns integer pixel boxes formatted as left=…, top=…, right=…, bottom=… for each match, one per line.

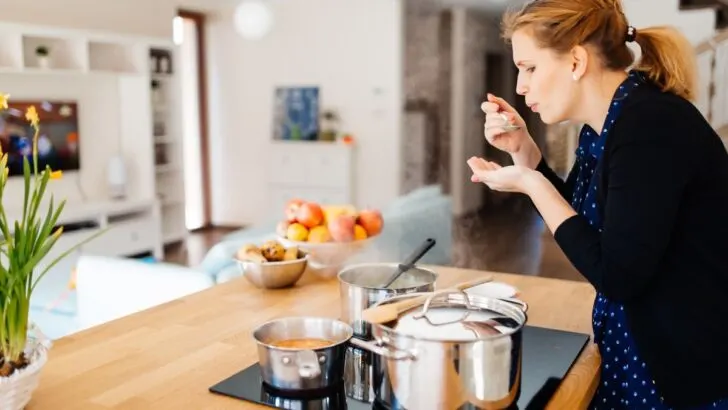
left=276, top=236, right=377, bottom=279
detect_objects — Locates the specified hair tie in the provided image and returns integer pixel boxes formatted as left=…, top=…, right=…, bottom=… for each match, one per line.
left=626, top=26, right=637, bottom=42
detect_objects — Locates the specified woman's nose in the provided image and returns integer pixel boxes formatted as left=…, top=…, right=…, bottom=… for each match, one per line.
left=516, top=82, right=528, bottom=96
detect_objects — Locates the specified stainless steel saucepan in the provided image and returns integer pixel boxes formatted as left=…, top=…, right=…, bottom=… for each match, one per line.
left=338, top=262, right=438, bottom=339
left=350, top=289, right=529, bottom=410
left=338, top=260, right=438, bottom=402
left=253, top=316, right=354, bottom=392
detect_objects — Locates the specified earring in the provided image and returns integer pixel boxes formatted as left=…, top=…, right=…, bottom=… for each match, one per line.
left=572, top=73, right=578, bottom=81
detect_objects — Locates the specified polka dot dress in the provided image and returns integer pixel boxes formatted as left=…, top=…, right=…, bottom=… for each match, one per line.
left=572, top=70, right=728, bottom=410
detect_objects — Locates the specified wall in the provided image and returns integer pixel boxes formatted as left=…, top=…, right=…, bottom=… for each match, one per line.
left=403, top=3, right=511, bottom=213
left=402, top=0, right=443, bottom=194
left=449, top=8, right=492, bottom=216
left=203, top=0, right=404, bottom=225
left=404, top=1, right=441, bottom=103
left=623, top=0, right=716, bottom=45
left=0, top=0, right=175, bottom=38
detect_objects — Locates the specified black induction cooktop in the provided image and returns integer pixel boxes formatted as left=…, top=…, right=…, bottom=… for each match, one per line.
left=209, top=326, right=590, bottom=410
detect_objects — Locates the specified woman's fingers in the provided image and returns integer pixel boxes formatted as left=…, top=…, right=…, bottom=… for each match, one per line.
left=481, top=101, right=501, bottom=114
left=467, top=156, right=487, bottom=172
left=487, top=93, right=518, bottom=113
left=486, top=160, right=502, bottom=170
left=467, top=158, right=502, bottom=182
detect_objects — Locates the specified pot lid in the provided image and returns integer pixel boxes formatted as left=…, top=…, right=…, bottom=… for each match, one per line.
left=387, top=290, right=527, bottom=342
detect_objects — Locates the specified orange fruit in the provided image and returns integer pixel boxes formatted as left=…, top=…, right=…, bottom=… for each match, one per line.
left=286, top=223, right=309, bottom=242
left=308, top=226, right=332, bottom=243
left=354, top=224, right=368, bottom=240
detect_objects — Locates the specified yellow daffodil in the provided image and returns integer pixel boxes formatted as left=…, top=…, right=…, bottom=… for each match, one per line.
left=0, top=93, right=9, bottom=110
left=25, top=106, right=39, bottom=128
left=0, top=94, right=107, bottom=370
left=25, top=106, right=40, bottom=171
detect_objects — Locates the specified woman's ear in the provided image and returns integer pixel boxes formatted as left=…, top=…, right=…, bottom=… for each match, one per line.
left=570, top=45, right=589, bottom=81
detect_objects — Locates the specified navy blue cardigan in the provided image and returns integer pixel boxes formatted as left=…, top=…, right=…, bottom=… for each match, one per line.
left=538, top=83, right=728, bottom=408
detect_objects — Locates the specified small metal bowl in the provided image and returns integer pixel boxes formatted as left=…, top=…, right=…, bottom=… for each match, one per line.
left=235, top=251, right=309, bottom=289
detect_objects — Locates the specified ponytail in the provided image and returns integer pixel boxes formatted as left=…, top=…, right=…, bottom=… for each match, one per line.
left=634, top=26, right=698, bottom=102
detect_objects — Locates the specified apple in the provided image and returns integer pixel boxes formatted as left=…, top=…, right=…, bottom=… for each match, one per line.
left=308, top=226, right=332, bottom=243
left=287, top=223, right=309, bottom=242
left=296, top=202, right=324, bottom=229
left=329, top=214, right=356, bottom=242
left=285, top=198, right=304, bottom=222
left=357, top=208, right=383, bottom=237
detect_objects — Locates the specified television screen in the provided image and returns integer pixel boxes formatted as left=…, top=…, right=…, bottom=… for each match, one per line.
left=0, top=100, right=80, bottom=177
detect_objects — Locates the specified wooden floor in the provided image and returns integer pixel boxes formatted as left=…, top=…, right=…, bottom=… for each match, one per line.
left=164, top=195, right=583, bottom=282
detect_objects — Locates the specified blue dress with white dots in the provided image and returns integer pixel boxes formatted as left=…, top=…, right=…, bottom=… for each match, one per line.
left=572, top=70, right=728, bottom=410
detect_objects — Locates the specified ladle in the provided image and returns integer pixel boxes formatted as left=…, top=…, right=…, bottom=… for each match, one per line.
left=379, top=238, right=436, bottom=288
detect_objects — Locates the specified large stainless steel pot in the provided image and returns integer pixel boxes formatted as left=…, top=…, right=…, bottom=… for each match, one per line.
left=253, top=317, right=353, bottom=392
left=350, top=289, right=528, bottom=410
left=338, top=262, right=438, bottom=339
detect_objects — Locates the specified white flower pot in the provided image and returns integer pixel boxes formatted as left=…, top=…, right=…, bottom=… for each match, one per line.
left=0, top=323, right=52, bottom=410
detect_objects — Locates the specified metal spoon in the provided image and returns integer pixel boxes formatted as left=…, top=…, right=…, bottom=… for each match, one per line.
left=485, top=112, right=522, bottom=132
left=380, top=238, right=436, bottom=288
left=485, top=124, right=522, bottom=132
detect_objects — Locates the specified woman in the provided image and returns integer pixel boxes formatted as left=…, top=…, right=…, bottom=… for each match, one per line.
left=466, top=0, right=728, bottom=409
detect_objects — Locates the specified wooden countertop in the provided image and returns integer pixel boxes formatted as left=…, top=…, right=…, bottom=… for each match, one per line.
left=29, top=266, right=600, bottom=409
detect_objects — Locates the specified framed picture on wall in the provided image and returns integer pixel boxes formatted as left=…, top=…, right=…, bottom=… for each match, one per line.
left=272, top=86, right=320, bottom=141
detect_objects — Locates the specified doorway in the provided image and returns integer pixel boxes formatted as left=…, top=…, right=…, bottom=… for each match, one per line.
left=175, top=10, right=212, bottom=230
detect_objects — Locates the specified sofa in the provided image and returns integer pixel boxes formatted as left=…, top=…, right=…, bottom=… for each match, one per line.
left=199, top=184, right=453, bottom=283
left=28, top=184, right=452, bottom=340
left=29, top=254, right=216, bottom=340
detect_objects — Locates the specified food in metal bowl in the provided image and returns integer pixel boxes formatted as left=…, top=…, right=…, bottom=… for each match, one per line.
left=236, top=241, right=301, bottom=263
left=234, top=240, right=308, bottom=289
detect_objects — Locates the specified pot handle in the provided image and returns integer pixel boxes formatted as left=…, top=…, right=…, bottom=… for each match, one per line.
left=295, top=349, right=322, bottom=379
left=349, top=337, right=416, bottom=361
left=412, top=289, right=472, bottom=325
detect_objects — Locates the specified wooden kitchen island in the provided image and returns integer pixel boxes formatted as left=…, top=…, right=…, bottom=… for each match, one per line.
left=29, top=266, right=600, bottom=409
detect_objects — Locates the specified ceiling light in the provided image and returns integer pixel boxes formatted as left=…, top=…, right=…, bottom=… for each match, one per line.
left=233, top=0, right=274, bottom=40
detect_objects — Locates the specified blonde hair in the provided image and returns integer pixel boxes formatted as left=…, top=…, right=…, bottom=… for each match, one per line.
left=501, top=0, right=698, bottom=101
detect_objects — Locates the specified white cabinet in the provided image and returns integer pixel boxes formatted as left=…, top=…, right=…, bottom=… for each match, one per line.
left=268, top=141, right=354, bottom=211
left=4, top=199, right=163, bottom=269
left=83, top=216, right=160, bottom=257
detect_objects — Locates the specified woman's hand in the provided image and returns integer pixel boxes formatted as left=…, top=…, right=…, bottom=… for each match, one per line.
left=468, top=156, right=577, bottom=235
left=482, top=93, right=542, bottom=169
left=467, top=156, right=536, bottom=194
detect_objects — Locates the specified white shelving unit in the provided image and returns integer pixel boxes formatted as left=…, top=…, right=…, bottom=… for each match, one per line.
left=149, top=46, right=187, bottom=244
left=0, top=24, right=149, bottom=75
left=0, top=22, right=187, bottom=250
left=267, top=141, right=355, bottom=213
